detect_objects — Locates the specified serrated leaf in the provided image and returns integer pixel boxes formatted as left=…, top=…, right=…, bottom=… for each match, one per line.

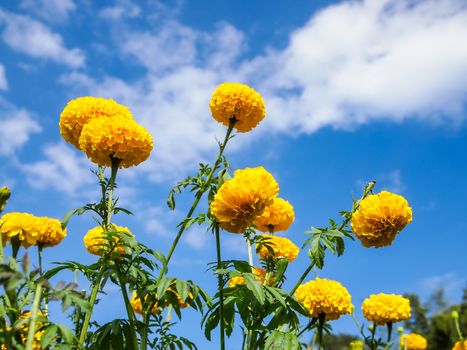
left=244, top=274, right=265, bottom=305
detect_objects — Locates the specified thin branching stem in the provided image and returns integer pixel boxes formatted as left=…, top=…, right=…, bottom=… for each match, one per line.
left=215, top=223, right=226, bottom=350
left=25, top=282, right=42, bottom=350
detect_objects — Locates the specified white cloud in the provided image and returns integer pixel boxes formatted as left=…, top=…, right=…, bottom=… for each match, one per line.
left=183, top=227, right=210, bottom=251
left=419, top=272, right=466, bottom=303
left=99, top=0, right=141, bottom=21
left=0, top=9, right=85, bottom=68
left=0, top=98, right=41, bottom=155
left=19, top=0, right=76, bottom=22
left=0, top=64, right=7, bottom=90
left=21, top=142, right=94, bottom=196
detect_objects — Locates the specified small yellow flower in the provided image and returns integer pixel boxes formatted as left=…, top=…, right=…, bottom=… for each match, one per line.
left=351, top=190, right=412, bottom=248
left=295, top=278, right=353, bottom=321
left=453, top=340, right=467, bottom=350
left=362, top=293, right=411, bottom=325
left=79, top=116, right=153, bottom=168
left=83, top=225, right=133, bottom=256
left=36, top=216, right=67, bottom=248
left=349, top=340, right=364, bottom=350
left=400, top=333, right=428, bottom=350
left=210, top=167, right=279, bottom=233
left=59, top=96, right=133, bottom=149
left=257, top=234, right=299, bottom=262
left=0, top=212, right=40, bottom=248
left=210, top=82, right=266, bottom=132
left=167, top=288, right=193, bottom=309
left=130, top=292, right=158, bottom=315
left=255, top=198, right=295, bottom=233
left=228, top=267, right=274, bottom=288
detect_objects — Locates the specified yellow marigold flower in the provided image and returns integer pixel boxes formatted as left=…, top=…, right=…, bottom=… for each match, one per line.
left=351, top=190, right=412, bottom=248
left=36, top=217, right=66, bottom=248
left=59, top=96, right=133, bottom=149
left=79, top=116, right=153, bottom=168
left=167, top=288, right=193, bottom=309
left=83, top=225, right=133, bottom=256
left=255, top=197, right=295, bottom=233
left=130, top=292, right=158, bottom=315
left=400, top=333, right=428, bottom=350
left=209, top=82, right=266, bottom=132
left=228, top=267, right=274, bottom=288
left=453, top=340, right=467, bottom=350
left=210, top=167, right=279, bottom=233
left=295, top=278, right=353, bottom=321
left=258, top=234, right=299, bottom=262
left=0, top=212, right=40, bottom=248
left=362, top=293, right=411, bottom=325
left=349, top=340, right=364, bottom=350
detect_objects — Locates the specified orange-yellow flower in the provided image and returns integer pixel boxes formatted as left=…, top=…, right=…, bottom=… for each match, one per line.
left=255, top=197, right=294, bottom=233
left=400, top=333, right=428, bottom=350
left=59, top=96, right=133, bottom=149
left=295, top=278, right=353, bottom=321
left=79, top=116, right=153, bottom=168
left=228, top=267, right=274, bottom=288
left=362, top=293, right=411, bottom=325
left=351, top=191, right=412, bottom=248
left=130, top=292, right=158, bottom=315
left=36, top=216, right=67, bottom=248
left=0, top=212, right=40, bottom=248
left=83, top=225, right=133, bottom=256
left=257, top=234, right=299, bottom=262
left=210, top=82, right=266, bottom=132
left=210, top=167, right=279, bottom=233
left=453, top=340, right=467, bottom=350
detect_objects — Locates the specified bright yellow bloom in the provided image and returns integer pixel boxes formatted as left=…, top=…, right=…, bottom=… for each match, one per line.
left=255, top=198, right=294, bottom=233
left=209, top=82, right=266, bottom=132
left=295, top=278, right=353, bottom=321
left=0, top=212, right=40, bottom=248
left=228, top=267, right=274, bottom=288
left=210, top=167, right=279, bottom=233
left=453, top=340, right=467, bottom=350
left=83, top=225, right=133, bottom=256
left=400, top=333, right=428, bottom=350
left=36, top=217, right=66, bottom=248
left=349, top=340, right=364, bottom=350
left=257, top=235, right=299, bottom=262
left=167, top=288, right=192, bottom=309
left=59, top=96, right=133, bottom=149
left=130, top=292, right=158, bottom=315
left=79, top=116, right=153, bottom=168
left=362, top=293, right=411, bottom=325
left=351, top=191, right=412, bottom=248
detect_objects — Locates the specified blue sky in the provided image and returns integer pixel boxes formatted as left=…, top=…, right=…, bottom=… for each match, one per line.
left=0, top=0, right=466, bottom=348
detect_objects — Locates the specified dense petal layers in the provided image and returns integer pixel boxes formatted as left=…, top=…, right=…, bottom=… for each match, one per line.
left=351, top=191, right=412, bottom=248
left=295, top=278, right=353, bottom=321
left=255, top=197, right=295, bottom=233
left=83, top=225, right=133, bottom=256
left=36, top=217, right=67, bottom=248
left=400, top=333, right=428, bottom=350
left=210, top=82, right=266, bottom=132
left=59, top=96, right=133, bottom=149
left=130, top=292, right=158, bottom=315
left=362, top=293, right=411, bottom=325
left=210, top=167, right=279, bottom=233
left=453, top=340, right=467, bottom=350
left=79, top=116, right=153, bottom=168
left=257, top=235, right=299, bottom=262
left=0, top=212, right=40, bottom=248
left=228, top=267, right=273, bottom=288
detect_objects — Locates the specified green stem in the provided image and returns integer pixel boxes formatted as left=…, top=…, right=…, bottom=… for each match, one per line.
left=140, top=311, right=150, bottom=350
left=25, top=282, right=42, bottom=350
left=310, top=331, right=318, bottom=350
left=156, top=120, right=235, bottom=280
left=453, top=313, right=464, bottom=341
left=298, top=318, right=317, bottom=337
left=386, top=322, right=393, bottom=349
left=106, top=158, right=120, bottom=227
left=0, top=233, right=4, bottom=264
left=370, top=323, right=377, bottom=350
left=316, top=313, right=325, bottom=350
left=116, top=265, right=139, bottom=350
left=165, top=305, right=173, bottom=323
left=247, top=236, right=254, bottom=268
left=215, top=224, right=226, bottom=350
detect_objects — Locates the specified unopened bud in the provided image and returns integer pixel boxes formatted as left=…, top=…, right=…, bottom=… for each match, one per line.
left=398, top=326, right=404, bottom=334
left=368, top=324, right=374, bottom=332
left=452, top=310, right=459, bottom=320
left=0, top=186, right=11, bottom=212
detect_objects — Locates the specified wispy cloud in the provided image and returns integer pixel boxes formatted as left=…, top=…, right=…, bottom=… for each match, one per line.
left=19, top=0, right=76, bottom=22
left=0, top=64, right=7, bottom=90
left=418, top=272, right=466, bottom=303
left=0, top=9, right=85, bottom=67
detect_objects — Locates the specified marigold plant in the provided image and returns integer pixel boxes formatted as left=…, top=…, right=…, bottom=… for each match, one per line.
left=228, top=267, right=273, bottom=288
left=362, top=293, right=411, bottom=325
left=295, top=278, right=353, bottom=321
left=83, top=225, right=133, bottom=256
left=351, top=190, right=412, bottom=247
left=254, top=197, right=295, bottom=233
left=130, top=292, right=158, bottom=315
left=209, top=82, right=266, bottom=132
left=257, top=234, right=299, bottom=262
left=400, top=333, right=428, bottom=350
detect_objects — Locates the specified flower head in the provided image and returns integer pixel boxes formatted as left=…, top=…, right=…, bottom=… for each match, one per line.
left=210, top=82, right=266, bottom=132
left=228, top=267, right=273, bottom=288
left=255, top=198, right=294, bottom=233
left=349, top=340, right=364, bottom=350
left=167, top=288, right=192, bottom=309
left=453, top=340, right=467, bottom=350
left=400, top=333, right=428, bottom=350
left=362, top=293, right=411, bottom=325
left=0, top=212, right=40, bottom=248
left=130, top=292, right=158, bottom=315
left=59, top=96, right=133, bottom=149
left=210, top=167, right=279, bottom=233
left=83, top=225, right=133, bottom=256
left=79, top=116, right=153, bottom=168
left=351, top=191, right=412, bottom=248
left=258, top=235, right=299, bottom=262
left=36, top=217, right=66, bottom=248
left=295, top=278, right=353, bottom=321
